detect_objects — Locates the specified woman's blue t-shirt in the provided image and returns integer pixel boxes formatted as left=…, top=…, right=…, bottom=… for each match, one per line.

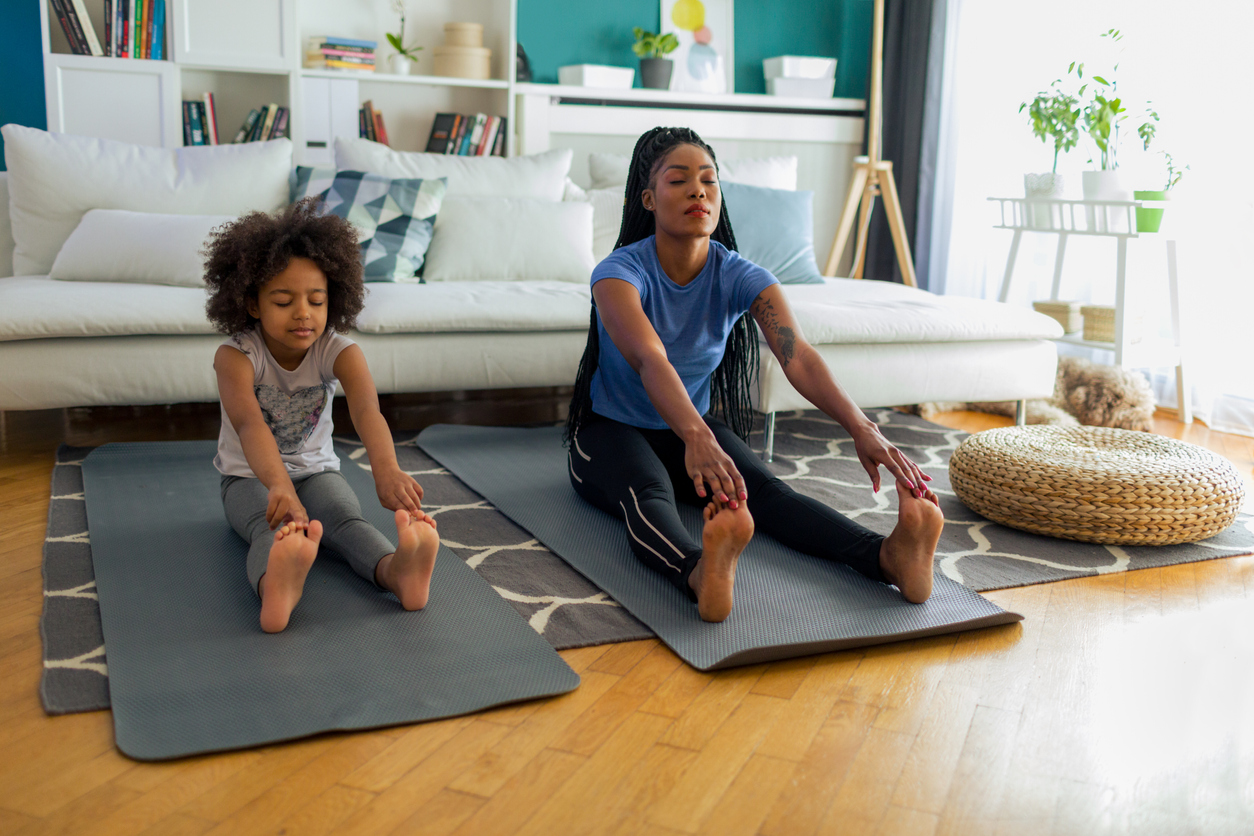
left=590, top=236, right=779, bottom=429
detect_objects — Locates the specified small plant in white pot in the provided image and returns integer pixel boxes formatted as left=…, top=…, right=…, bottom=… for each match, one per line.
left=633, top=27, right=679, bottom=89
left=387, top=1, right=423, bottom=75
left=1020, top=82, right=1080, bottom=200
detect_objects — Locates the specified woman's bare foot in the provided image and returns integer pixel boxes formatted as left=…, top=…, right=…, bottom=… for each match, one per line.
left=375, top=509, right=439, bottom=611
left=879, top=480, right=944, bottom=603
left=259, top=520, right=322, bottom=633
left=688, top=497, right=755, bottom=623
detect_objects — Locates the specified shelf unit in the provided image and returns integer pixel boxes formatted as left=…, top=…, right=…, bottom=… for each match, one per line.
left=40, top=0, right=520, bottom=161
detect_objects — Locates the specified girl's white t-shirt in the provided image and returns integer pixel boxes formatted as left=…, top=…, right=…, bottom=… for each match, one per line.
left=214, top=325, right=355, bottom=479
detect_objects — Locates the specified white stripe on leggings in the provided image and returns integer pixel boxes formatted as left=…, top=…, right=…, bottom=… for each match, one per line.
left=568, top=452, right=583, bottom=483
left=628, top=486, right=688, bottom=564
left=573, top=433, right=592, bottom=461
left=619, top=500, right=682, bottom=573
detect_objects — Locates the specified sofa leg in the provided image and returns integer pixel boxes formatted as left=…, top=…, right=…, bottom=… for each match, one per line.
left=763, top=412, right=776, bottom=462
left=1015, top=400, right=1027, bottom=426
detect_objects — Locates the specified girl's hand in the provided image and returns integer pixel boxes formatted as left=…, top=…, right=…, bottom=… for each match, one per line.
left=851, top=421, right=932, bottom=496
left=375, top=465, right=423, bottom=515
left=267, top=485, right=308, bottom=530
left=684, top=433, right=747, bottom=509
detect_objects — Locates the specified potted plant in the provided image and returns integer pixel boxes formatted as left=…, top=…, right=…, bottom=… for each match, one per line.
left=387, top=0, right=423, bottom=75
left=1134, top=152, right=1187, bottom=232
left=1070, top=30, right=1159, bottom=201
left=1020, top=83, right=1080, bottom=205
left=632, top=27, right=679, bottom=90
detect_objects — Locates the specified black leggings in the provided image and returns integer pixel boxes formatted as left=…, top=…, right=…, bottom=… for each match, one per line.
left=568, top=413, right=886, bottom=600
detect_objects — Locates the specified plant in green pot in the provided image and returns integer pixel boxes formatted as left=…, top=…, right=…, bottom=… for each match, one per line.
left=633, top=27, right=679, bottom=89
left=1134, top=152, right=1188, bottom=233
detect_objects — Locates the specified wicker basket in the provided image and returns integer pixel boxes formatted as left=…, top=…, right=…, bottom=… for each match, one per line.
left=948, top=426, right=1245, bottom=545
left=1080, top=305, right=1143, bottom=343
left=1033, top=299, right=1082, bottom=333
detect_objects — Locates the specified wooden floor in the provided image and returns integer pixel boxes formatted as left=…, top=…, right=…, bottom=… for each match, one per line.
left=1, top=401, right=1252, bottom=836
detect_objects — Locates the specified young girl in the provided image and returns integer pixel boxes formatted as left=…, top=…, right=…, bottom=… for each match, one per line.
left=204, top=198, right=439, bottom=633
left=565, top=127, right=945, bottom=623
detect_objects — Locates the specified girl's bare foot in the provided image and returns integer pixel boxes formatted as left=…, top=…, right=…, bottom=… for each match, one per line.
left=688, top=497, right=755, bottom=622
left=375, top=509, right=439, bottom=611
left=879, top=480, right=944, bottom=603
left=259, top=520, right=322, bottom=633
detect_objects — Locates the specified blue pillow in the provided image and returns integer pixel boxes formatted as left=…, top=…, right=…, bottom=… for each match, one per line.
left=290, top=166, right=447, bottom=282
left=721, top=180, right=826, bottom=284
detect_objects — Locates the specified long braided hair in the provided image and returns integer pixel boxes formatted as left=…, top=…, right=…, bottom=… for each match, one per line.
left=564, top=127, right=759, bottom=444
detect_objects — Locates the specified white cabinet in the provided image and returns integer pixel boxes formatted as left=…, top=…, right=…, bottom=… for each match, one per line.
left=44, top=54, right=181, bottom=148
left=170, top=0, right=296, bottom=71
left=300, top=76, right=361, bottom=166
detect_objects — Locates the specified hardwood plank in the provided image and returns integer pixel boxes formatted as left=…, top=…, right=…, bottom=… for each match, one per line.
left=813, top=725, right=916, bottom=835
left=556, top=644, right=614, bottom=674
left=655, top=665, right=766, bottom=751
left=637, top=652, right=715, bottom=719
left=754, top=651, right=861, bottom=762
left=870, top=634, right=958, bottom=736
left=933, top=706, right=1021, bottom=836
left=385, top=789, right=484, bottom=836
left=10, top=781, right=142, bottom=836
left=338, top=718, right=473, bottom=794
left=178, top=738, right=338, bottom=821
left=0, top=808, right=38, bottom=834
left=241, top=785, right=372, bottom=836
left=446, top=670, right=618, bottom=796
left=603, top=744, right=699, bottom=836
left=587, top=639, right=655, bottom=675
left=694, top=754, right=797, bottom=836
left=888, top=680, right=979, bottom=816
left=749, top=656, right=817, bottom=700
left=448, top=748, right=586, bottom=836
left=877, top=806, right=939, bottom=836
left=10, top=747, right=135, bottom=817
left=135, top=813, right=216, bottom=836
left=758, top=700, right=879, bottom=836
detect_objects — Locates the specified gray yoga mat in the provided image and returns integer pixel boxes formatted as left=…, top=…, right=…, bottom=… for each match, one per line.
left=81, top=440, right=579, bottom=761
left=417, top=424, right=1024, bottom=671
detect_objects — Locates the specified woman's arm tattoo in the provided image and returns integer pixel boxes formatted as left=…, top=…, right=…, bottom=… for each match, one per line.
left=751, top=295, right=797, bottom=367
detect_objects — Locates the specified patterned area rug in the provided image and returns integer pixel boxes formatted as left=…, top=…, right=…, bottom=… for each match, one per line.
left=40, top=412, right=1254, bottom=714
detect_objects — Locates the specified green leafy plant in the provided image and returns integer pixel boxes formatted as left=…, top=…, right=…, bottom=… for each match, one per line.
left=387, top=0, right=423, bottom=61
left=1162, top=152, right=1189, bottom=191
left=1020, top=84, right=1080, bottom=173
left=632, top=27, right=679, bottom=59
left=1067, top=30, right=1159, bottom=170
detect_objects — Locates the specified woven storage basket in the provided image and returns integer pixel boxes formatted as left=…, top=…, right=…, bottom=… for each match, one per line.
left=1080, top=305, right=1143, bottom=343
left=1033, top=299, right=1082, bottom=333
left=948, top=426, right=1245, bottom=545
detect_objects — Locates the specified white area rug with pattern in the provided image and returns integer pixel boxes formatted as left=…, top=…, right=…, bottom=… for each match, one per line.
left=40, top=412, right=1253, bottom=714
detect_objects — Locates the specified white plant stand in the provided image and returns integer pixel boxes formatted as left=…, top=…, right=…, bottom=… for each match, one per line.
left=988, top=196, right=1191, bottom=423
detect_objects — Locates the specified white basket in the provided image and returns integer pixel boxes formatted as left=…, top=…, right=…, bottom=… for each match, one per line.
left=558, top=64, right=635, bottom=88
left=763, top=56, right=837, bottom=80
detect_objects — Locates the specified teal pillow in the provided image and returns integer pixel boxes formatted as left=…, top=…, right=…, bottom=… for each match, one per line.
left=291, top=166, right=446, bottom=282
left=721, top=180, right=826, bottom=284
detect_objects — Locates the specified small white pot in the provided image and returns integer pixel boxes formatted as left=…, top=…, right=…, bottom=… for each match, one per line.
left=1024, top=172, right=1066, bottom=198
left=1081, top=170, right=1131, bottom=201
left=390, top=54, right=412, bottom=76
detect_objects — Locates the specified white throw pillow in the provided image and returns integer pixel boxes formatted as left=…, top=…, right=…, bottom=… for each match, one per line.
left=587, top=188, right=625, bottom=263
left=1, top=125, right=292, bottom=277
left=0, top=172, right=14, bottom=279
left=423, top=198, right=594, bottom=283
left=334, top=138, right=573, bottom=201
left=587, top=151, right=798, bottom=191
left=50, top=210, right=233, bottom=287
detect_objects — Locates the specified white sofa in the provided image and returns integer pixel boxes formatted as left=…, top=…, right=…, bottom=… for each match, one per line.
left=0, top=132, right=1062, bottom=459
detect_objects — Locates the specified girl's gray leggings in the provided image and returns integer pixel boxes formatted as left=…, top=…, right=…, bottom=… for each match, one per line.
left=220, top=469, right=394, bottom=595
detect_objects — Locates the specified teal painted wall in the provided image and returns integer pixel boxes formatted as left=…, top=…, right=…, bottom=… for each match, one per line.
left=517, top=0, right=869, bottom=98
left=0, top=1, right=47, bottom=171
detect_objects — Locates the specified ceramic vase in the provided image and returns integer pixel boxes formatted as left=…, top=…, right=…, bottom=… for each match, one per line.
left=640, top=58, right=673, bottom=90
left=391, top=54, right=412, bottom=76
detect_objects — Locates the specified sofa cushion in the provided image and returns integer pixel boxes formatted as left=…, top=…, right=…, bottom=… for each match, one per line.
left=354, top=281, right=592, bottom=333
left=334, top=139, right=572, bottom=201
left=587, top=152, right=798, bottom=191
left=0, top=172, right=13, bottom=279
left=1, top=125, right=291, bottom=277
left=721, top=182, right=824, bottom=284
left=292, top=166, right=447, bottom=281
left=49, top=210, right=233, bottom=287
left=423, top=198, right=594, bottom=283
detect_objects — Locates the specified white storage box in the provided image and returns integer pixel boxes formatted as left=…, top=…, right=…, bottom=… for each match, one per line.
left=768, top=77, right=836, bottom=98
left=763, top=55, right=837, bottom=80
left=558, top=64, right=635, bottom=88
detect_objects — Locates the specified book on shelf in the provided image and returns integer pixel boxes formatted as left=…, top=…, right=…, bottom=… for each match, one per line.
left=68, top=0, right=104, bottom=56
left=104, top=0, right=111, bottom=56
left=201, top=92, right=219, bottom=145
left=424, top=113, right=507, bottom=157
left=149, top=0, right=164, bottom=60
left=226, top=105, right=288, bottom=144
left=358, top=101, right=389, bottom=146
left=304, top=35, right=376, bottom=71
left=53, top=0, right=165, bottom=60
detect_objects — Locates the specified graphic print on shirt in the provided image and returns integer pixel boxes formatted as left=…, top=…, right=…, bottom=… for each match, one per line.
left=254, top=384, right=328, bottom=454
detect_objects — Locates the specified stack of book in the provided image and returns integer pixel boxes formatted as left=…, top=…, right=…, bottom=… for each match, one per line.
left=51, top=0, right=166, bottom=59
left=304, top=36, right=376, bottom=72
left=182, top=93, right=220, bottom=146
left=358, top=101, right=390, bottom=146
left=230, top=104, right=290, bottom=144
left=425, top=113, right=507, bottom=156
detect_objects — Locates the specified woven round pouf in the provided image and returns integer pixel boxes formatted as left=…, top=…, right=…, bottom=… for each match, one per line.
left=948, top=425, right=1245, bottom=545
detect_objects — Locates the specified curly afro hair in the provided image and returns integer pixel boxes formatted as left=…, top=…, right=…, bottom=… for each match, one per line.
left=203, top=197, right=365, bottom=336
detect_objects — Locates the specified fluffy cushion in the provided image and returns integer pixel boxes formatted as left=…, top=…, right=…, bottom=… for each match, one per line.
left=423, top=198, right=594, bottom=283
left=587, top=152, right=797, bottom=191
left=0, top=172, right=13, bottom=279
left=562, top=178, right=623, bottom=261
left=1, top=125, right=291, bottom=277
left=293, top=167, right=446, bottom=282
left=722, top=181, right=825, bottom=284
left=334, top=138, right=572, bottom=201
left=49, top=210, right=232, bottom=287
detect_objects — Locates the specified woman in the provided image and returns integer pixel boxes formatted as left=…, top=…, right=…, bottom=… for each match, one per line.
left=565, top=127, right=943, bottom=622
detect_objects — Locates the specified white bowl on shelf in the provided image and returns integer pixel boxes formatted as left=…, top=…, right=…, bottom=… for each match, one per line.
left=558, top=64, right=635, bottom=89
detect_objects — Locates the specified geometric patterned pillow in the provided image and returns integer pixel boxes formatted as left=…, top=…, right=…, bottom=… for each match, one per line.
left=290, top=167, right=447, bottom=282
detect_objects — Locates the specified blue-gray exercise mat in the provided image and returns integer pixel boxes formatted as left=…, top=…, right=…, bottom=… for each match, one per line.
left=417, top=424, right=1023, bottom=671
left=81, top=440, right=579, bottom=761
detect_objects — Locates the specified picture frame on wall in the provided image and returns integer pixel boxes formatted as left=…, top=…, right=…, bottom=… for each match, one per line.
left=661, top=0, right=734, bottom=94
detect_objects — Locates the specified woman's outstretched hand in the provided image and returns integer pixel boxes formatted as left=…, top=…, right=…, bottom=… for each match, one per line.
left=684, top=432, right=748, bottom=509
left=851, top=421, right=932, bottom=497
left=375, top=465, right=424, bottom=515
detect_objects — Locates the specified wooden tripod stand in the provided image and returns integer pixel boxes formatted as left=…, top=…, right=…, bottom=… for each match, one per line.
left=822, top=0, right=919, bottom=288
